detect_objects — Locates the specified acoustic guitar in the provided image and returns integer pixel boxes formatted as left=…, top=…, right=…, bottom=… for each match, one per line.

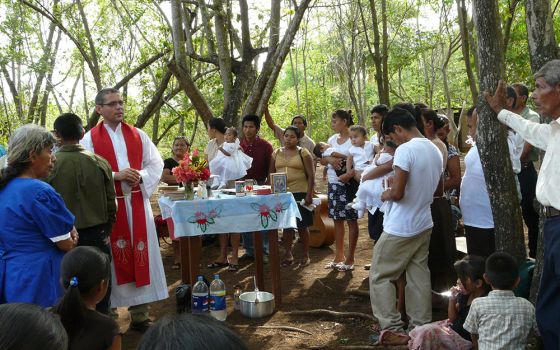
left=308, top=194, right=335, bottom=247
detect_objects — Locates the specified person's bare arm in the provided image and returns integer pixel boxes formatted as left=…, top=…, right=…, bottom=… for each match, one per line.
left=470, top=334, right=479, bottom=350
left=264, top=105, right=276, bottom=131
left=303, top=152, right=315, bottom=205
left=161, top=168, right=178, bottom=185
left=447, top=285, right=461, bottom=323
left=361, top=161, right=393, bottom=181
left=320, top=156, right=343, bottom=170
left=339, top=154, right=355, bottom=183
left=520, top=142, right=533, bottom=163
left=381, top=166, right=408, bottom=202
left=56, top=227, right=78, bottom=252
left=107, top=335, right=122, bottom=350
left=218, top=146, right=231, bottom=156
left=444, top=156, right=461, bottom=191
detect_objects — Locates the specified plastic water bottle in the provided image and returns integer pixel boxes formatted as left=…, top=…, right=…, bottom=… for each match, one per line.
left=192, top=275, right=209, bottom=313
left=209, top=274, right=227, bottom=321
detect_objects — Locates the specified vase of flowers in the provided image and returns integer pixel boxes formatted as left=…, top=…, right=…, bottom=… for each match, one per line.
left=171, top=149, right=211, bottom=200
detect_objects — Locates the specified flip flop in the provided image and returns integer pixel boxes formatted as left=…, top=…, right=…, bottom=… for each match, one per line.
left=324, top=261, right=340, bottom=269
left=207, top=261, right=228, bottom=268
left=228, top=264, right=239, bottom=271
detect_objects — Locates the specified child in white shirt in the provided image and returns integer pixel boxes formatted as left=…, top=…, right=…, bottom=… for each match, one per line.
left=350, top=140, right=396, bottom=218
left=209, top=127, right=253, bottom=188
left=341, top=126, right=374, bottom=183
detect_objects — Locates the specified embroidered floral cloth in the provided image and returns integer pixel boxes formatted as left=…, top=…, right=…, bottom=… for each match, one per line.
left=158, top=193, right=301, bottom=236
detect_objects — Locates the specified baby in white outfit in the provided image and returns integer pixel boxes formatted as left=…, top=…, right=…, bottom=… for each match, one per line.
left=350, top=141, right=397, bottom=218
left=209, top=127, right=253, bottom=188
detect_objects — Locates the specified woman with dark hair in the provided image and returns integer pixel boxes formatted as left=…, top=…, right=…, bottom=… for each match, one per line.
left=0, top=124, right=77, bottom=307
left=205, top=117, right=227, bottom=162
left=270, top=126, right=315, bottom=267
left=137, top=313, right=248, bottom=350
left=320, top=110, right=359, bottom=271
left=53, top=246, right=121, bottom=350
left=0, top=303, right=68, bottom=350
left=161, top=136, right=190, bottom=186
left=161, top=136, right=190, bottom=269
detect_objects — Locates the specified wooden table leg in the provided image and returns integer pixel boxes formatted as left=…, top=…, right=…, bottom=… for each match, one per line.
left=268, top=229, right=281, bottom=310
left=179, top=236, right=201, bottom=285
left=253, top=232, right=265, bottom=291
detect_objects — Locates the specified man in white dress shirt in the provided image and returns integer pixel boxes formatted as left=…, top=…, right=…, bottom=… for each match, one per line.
left=82, top=88, right=168, bottom=332
left=485, top=60, right=560, bottom=350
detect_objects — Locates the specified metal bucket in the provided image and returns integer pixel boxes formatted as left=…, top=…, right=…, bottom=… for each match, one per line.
left=239, top=291, right=275, bottom=318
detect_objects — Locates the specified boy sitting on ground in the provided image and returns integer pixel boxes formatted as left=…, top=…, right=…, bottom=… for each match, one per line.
left=463, top=251, right=536, bottom=350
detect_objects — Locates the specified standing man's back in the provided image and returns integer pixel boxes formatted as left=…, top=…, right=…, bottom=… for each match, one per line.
left=47, top=113, right=116, bottom=314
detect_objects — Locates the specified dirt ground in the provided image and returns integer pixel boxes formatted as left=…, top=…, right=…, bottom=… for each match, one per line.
left=116, top=172, right=459, bottom=350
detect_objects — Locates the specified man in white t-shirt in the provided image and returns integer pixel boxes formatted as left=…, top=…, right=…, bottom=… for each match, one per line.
left=369, top=107, right=443, bottom=337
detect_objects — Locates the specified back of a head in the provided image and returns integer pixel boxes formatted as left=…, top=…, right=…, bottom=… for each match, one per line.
left=0, top=303, right=68, bottom=350
left=54, top=246, right=111, bottom=336
left=421, top=108, right=445, bottom=131
left=370, top=104, right=389, bottom=117
left=485, top=251, right=519, bottom=290
left=208, top=117, right=227, bottom=134
left=138, top=313, right=248, bottom=350
left=54, top=113, right=84, bottom=141
left=382, top=107, right=417, bottom=135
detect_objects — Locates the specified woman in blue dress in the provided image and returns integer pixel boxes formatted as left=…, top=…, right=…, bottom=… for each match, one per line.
left=0, top=124, right=77, bottom=307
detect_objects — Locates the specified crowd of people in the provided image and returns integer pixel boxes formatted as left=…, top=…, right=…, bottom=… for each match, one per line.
left=0, top=59, right=559, bottom=350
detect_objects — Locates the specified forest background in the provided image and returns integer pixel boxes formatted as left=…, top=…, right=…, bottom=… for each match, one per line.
left=1, top=0, right=559, bottom=159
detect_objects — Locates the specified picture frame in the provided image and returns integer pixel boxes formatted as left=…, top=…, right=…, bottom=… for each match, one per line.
left=270, top=172, right=287, bottom=194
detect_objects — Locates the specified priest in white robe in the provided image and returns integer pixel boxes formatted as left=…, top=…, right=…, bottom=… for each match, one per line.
left=82, top=88, right=167, bottom=332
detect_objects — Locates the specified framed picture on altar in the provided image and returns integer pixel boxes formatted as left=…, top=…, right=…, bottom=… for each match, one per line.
left=270, top=173, right=287, bottom=193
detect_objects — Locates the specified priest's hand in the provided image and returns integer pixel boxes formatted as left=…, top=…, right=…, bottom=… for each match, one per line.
left=115, top=168, right=141, bottom=186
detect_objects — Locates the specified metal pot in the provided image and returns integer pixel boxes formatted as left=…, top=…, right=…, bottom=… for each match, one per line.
left=239, top=291, right=275, bottom=318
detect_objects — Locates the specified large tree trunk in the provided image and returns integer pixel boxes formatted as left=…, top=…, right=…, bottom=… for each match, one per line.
left=456, top=0, right=478, bottom=103
left=525, top=0, right=560, bottom=72
left=472, top=0, right=526, bottom=264
left=524, top=0, right=560, bottom=304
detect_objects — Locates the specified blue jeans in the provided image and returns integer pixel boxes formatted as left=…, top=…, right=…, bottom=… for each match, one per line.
left=536, top=215, right=560, bottom=350
left=242, top=231, right=269, bottom=256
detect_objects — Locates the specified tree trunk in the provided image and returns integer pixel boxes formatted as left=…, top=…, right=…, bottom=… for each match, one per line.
left=525, top=0, right=560, bottom=73
left=456, top=0, right=479, bottom=103
left=472, top=0, right=526, bottom=264
left=524, top=0, right=559, bottom=304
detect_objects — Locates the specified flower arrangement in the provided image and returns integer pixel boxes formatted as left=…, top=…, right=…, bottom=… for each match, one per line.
left=171, top=149, right=211, bottom=184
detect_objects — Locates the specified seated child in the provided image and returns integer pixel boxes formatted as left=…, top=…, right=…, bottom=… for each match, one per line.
left=209, top=127, right=253, bottom=188
left=53, top=246, right=121, bottom=350
left=406, top=255, right=490, bottom=349
left=463, top=251, right=536, bottom=350
left=350, top=140, right=396, bottom=218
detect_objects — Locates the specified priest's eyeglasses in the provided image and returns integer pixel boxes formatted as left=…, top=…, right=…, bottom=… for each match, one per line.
left=99, top=100, right=124, bottom=107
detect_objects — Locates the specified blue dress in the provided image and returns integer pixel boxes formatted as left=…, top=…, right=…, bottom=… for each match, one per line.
left=0, top=178, right=75, bottom=307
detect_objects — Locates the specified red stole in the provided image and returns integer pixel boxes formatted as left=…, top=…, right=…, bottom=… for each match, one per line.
left=91, top=122, right=150, bottom=287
